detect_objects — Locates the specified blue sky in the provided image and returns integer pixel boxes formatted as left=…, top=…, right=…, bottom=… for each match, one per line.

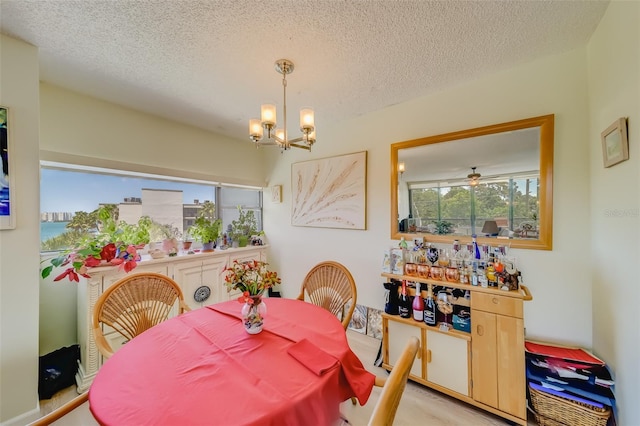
left=41, top=168, right=215, bottom=213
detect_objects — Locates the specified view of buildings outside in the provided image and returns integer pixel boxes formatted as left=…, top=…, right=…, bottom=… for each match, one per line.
left=40, top=167, right=227, bottom=250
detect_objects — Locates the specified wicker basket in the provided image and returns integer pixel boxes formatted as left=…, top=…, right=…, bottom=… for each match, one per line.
left=529, top=385, right=610, bottom=426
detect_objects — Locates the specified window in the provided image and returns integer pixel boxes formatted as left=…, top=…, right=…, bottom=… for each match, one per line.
left=407, top=174, right=539, bottom=236
left=219, top=187, right=263, bottom=237
left=40, top=163, right=262, bottom=251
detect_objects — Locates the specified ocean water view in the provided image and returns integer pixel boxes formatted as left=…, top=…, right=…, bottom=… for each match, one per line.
left=41, top=221, right=69, bottom=242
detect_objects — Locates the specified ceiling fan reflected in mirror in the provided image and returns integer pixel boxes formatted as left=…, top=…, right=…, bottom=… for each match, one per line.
left=467, top=167, right=481, bottom=187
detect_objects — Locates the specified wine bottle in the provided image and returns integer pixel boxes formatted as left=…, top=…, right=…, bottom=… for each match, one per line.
left=398, top=280, right=411, bottom=318
left=423, top=284, right=437, bottom=326
left=412, top=282, right=424, bottom=321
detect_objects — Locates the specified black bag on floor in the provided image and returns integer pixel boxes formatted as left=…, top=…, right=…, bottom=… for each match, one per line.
left=38, top=344, right=80, bottom=399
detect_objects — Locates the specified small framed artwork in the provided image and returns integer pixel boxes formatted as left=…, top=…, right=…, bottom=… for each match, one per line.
left=601, top=117, right=629, bottom=168
left=0, top=105, right=14, bottom=230
left=347, top=303, right=368, bottom=334
left=270, top=185, right=282, bottom=203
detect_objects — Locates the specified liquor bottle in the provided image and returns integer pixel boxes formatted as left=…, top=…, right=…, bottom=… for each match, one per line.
left=486, top=261, right=497, bottom=287
left=399, top=237, right=409, bottom=262
left=423, top=285, right=437, bottom=326
left=478, top=265, right=488, bottom=288
left=412, top=282, right=424, bottom=321
left=472, top=234, right=481, bottom=260
left=398, top=280, right=411, bottom=318
left=471, top=267, right=479, bottom=286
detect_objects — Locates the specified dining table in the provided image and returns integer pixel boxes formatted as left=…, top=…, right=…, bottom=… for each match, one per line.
left=88, top=297, right=376, bottom=425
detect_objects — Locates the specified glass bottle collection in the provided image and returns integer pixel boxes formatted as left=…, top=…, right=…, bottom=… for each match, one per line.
left=387, top=238, right=521, bottom=331
left=397, top=237, right=519, bottom=291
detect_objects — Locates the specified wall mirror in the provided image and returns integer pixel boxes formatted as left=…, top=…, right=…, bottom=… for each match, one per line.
left=391, top=114, right=554, bottom=250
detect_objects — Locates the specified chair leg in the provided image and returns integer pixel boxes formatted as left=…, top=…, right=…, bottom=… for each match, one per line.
left=351, top=396, right=357, bottom=405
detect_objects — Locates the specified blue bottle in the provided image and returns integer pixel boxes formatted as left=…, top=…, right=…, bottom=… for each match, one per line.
left=472, top=234, right=481, bottom=260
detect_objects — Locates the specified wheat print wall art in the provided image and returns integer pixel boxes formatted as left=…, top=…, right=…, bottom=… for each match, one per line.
left=291, top=151, right=367, bottom=229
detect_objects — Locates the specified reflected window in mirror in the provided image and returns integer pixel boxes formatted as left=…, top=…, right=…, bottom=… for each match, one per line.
left=403, top=174, right=539, bottom=238
left=391, top=114, right=554, bottom=250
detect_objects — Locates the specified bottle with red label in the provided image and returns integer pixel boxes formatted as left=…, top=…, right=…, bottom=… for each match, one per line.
left=412, top=282, right=424, bottom=321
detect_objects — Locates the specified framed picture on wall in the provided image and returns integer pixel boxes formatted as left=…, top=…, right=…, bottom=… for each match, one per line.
left=0, top=105, right=15, bottom=230
left=601, top=117, right=629, bottom=168
left=291, top=151, right=367, bottom=229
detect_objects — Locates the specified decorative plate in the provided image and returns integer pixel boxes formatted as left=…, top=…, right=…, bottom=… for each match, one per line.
left=194, top=286, right=211, bottom=303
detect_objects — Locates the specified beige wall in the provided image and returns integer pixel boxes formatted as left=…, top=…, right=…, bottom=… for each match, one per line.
left=39, top=83, right=266, bottom=188
left=0, top=35, right=41, bottom=422
left=266, top=47, right=593, bottom=346
left=588, top=2, right=640, bottom=425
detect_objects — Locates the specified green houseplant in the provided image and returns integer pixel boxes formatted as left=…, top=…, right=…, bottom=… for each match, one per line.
left=187, top=201, right=222, bottom=252
left=41, top=206, right=152, bottom=282
left=229, top=206, right=261, bottom=247
left=433, top=220, right=455, bottom=235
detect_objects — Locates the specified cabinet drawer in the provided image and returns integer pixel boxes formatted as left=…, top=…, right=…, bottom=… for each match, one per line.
left=471, top=293, right=522, bottom=318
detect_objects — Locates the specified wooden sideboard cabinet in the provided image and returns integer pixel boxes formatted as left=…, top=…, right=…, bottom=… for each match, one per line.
left=75, top=246, right=267, bottom=392
left=381, top=272, right=532, bottom=425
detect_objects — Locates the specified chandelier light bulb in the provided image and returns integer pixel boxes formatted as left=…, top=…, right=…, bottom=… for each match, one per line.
left=300, top=108, right=315, bottom=131
left=261, top=104, right=276, bottom=127
left=249, top=119, right=263, bottom=141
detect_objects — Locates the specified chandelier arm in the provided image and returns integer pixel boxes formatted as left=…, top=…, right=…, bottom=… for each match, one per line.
left=256, top=140, right=280, bottom=146
left=288, top=143, right=312, bottom=151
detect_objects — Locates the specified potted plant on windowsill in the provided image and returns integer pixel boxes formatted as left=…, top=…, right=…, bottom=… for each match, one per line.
left=187, top=201, right=222, bottom=252
left=40, top=205, right=152, bottom=282
left=229, top=206, right=261, bottom=248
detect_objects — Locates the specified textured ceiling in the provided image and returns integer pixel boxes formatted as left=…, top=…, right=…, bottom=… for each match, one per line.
left=1, top=0, right=608, bottom=141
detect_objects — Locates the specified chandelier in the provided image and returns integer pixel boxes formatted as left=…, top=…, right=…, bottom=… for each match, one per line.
left=249, top=59, right=316, bottom=151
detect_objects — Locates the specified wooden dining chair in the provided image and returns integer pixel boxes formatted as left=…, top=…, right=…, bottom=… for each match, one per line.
left=367, top=336, right=420, bottom=426
left=27, top=392, right=89, bottom=426
left=92, top=272, right=191, bottom=359
left=297, top=261, right=357, bottom=331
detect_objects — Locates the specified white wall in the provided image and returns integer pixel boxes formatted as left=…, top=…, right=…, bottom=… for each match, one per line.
left=0, top=35, right=41, bottom=422
left=587, top=2, right=640, bottom=425
left=266, top=47, right=593, bottom=348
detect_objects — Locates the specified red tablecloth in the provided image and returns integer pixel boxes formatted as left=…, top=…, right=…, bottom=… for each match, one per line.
left=89, top=298, right=375, bottom=426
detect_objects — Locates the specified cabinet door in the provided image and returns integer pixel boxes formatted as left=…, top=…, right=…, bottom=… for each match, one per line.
left=426, top=330, right=470, bottom=396
left=202, top=257, right=230, bottom=304
left=471, top=310, right=498, bottom=407
left=387, top=320, right=422, bottom=379
left=496, top=315, right=525, bottom=418
left=174, top=257, right=227, bottom=308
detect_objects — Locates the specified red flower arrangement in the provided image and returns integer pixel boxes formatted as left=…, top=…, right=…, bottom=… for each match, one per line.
left=223, top=260, right=281, bottom=304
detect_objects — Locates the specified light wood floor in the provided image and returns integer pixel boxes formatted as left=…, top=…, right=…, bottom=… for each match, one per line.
left=33, top=330, right=536, bottom=425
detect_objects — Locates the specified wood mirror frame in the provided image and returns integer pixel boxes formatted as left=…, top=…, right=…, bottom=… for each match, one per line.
left=391, top=114, right=554, bottom=250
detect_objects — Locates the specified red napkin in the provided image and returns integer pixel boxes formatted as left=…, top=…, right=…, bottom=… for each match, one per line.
left=287, top=338, right=338, bottom=376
